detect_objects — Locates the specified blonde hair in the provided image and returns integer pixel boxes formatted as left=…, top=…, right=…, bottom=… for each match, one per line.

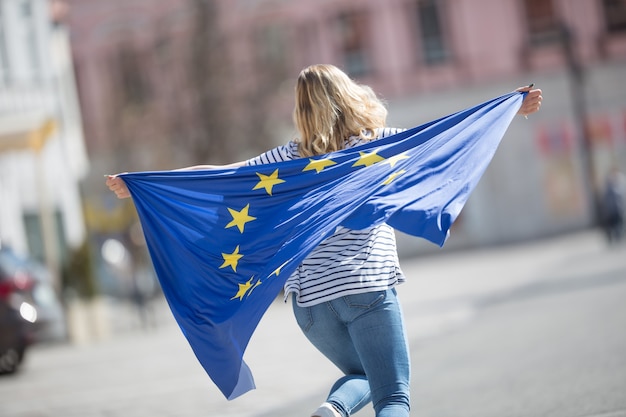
left=293, top=64, right=388, bottom=157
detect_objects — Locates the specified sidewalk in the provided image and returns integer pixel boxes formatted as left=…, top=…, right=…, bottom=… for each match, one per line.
left=195, top=228, right=624, bottom=416
left=254, top=228, right=626, bottom=417
left=396, top=228, right=623, bottom=339
left=8, top=228, right=622, bottom=417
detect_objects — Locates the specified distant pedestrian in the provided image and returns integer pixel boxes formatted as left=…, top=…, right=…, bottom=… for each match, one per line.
left=106, top=64, right=542, bottom=417
left=602, top=166, right=625, bottom=244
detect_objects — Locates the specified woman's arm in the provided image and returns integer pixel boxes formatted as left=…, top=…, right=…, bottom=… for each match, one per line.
left=107, top=87, right=542, bottom=200
left=172, top=161, right=247, bottom=171
left=105, top=160, right=247, bottom=199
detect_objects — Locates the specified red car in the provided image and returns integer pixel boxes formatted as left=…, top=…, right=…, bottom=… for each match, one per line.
left=0, top=247, right=67, bottom=374
left=0, top=249, right=36, bottom=373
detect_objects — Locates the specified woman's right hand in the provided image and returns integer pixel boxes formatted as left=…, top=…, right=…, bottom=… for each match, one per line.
left=105, top=174, right=130, bottom=199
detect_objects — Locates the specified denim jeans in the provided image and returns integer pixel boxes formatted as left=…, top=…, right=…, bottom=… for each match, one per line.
left=292, top=288, right=410, bottom=417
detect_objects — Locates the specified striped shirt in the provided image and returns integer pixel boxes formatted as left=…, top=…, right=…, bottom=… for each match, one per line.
left=246, top=127, right=406, bottom=306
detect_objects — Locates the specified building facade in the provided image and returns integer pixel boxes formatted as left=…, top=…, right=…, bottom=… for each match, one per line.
left=220, top=0, right=626, bottom=251
left=0, top=0, right=89, bottom=283
left=67, top=0, right=626, bottom=253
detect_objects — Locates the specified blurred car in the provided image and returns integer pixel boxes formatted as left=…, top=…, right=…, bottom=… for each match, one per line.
left=20, top=257, right=68, bottom=343
left=0, top=249, right=36, bottom=374
left=0, top=247, right=67, bottom=374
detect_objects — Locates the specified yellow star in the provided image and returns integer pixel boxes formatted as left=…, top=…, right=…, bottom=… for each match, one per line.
left=382, top=169, right=407, bottom=185
left=231, top=277, right=254, bottom=301
left=225, top=203, right=256, bottom=233
left=253, top=169, right=285, bottom=196
left=352, top=150, right=385, bottom=168
left=220, top=245, right=243, bottom=272
left=303, top=158, right=336, bottom=173
left=385, top=153, right=410, bottom=168
left=272, top=260, right=290, bottom=277
left=248, top=278, right=262, bottom=297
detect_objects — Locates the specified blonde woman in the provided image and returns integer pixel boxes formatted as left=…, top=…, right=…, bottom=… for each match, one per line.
left=107, top=64, right=542, bottom=417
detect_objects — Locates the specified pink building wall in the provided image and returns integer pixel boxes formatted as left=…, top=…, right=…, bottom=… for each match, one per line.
left=65, top=0, right=193, bottom=156
left=64, top=0, right=626, bottom=247
left=216, top=0, right=625, bottom=97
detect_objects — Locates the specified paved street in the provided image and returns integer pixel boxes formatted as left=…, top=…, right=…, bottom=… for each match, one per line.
left=1, top=229, right=625, bottom=417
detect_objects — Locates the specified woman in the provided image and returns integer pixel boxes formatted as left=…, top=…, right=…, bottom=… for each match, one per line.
left=107, top=64, right=542, bottom=417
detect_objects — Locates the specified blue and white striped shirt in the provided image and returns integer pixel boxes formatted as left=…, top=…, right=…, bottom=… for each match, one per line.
left=246, top=128, right=406, bottom=306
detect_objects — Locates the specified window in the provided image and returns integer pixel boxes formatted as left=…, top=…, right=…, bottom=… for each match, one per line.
left=23, top=211, right=67, bottom=266
left=603, top=0, right=626, bottom=33
left=295, top=21, right=320, bottom=69
left=0, top=4, right=8, bottom=84
left=415, top=0, right=450, bottom=65
left=20, top=0, right=40, bottom=80
left=256, top=25, right=287, bottom=75
left=336, top=11, right=369, bottom=77
left=116, top=46, right=151, bottom=105
left=522, top=0, right=561, bottom=45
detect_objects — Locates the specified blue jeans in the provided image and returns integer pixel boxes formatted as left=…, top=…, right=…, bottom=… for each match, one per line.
left=292, top=289, right=410, bottom=417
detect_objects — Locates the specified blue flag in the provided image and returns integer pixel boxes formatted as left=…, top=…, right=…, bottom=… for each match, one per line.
left=120, top=92, right=523, bottom=399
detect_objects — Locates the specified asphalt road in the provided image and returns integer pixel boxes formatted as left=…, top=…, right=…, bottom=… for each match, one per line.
left=0, top=230, right=625, bottom=417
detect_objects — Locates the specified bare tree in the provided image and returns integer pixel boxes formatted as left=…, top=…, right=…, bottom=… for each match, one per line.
left=102, top=0, right=289, bottom=172
left=184, top=0, right=235, bottom=164
left=184, top=0, right=291, bottom=164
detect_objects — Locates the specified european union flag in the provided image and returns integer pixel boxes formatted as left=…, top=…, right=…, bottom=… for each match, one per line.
left=120, top=92, right=523, bottom=400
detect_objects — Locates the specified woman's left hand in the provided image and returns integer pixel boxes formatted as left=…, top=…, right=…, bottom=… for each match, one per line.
left=106, top=174, right=131, bottom=199
left=516, top=86, right=543, bottom=117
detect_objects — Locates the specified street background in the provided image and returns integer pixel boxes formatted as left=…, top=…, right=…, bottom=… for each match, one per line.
left=1, top=229, right=625, bottom=417
left=2, top=2, right=626, bottom=416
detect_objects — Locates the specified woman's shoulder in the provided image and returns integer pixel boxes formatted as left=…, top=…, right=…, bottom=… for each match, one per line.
left=376, top=127, right=405, bottom=138
left=247, top=140, right=300, bottom=165
left=345, top=127, right=404, bottom=148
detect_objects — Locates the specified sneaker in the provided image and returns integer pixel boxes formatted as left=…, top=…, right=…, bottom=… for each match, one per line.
left=311, top=402, right=341, bottom=417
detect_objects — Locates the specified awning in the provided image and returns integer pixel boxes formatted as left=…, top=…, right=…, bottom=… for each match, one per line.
left=0, top=113, right=57, bottom=152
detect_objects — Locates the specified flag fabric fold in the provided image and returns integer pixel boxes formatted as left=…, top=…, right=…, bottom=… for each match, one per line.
left=120, top=91, right=524, bottom=399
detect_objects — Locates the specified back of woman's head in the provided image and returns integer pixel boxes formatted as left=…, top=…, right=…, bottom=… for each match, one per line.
left=294, top=64, right=388, bottom=157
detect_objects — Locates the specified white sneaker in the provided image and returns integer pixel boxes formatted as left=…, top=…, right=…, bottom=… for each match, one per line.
left=311, top=402, right=341, bottom=417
